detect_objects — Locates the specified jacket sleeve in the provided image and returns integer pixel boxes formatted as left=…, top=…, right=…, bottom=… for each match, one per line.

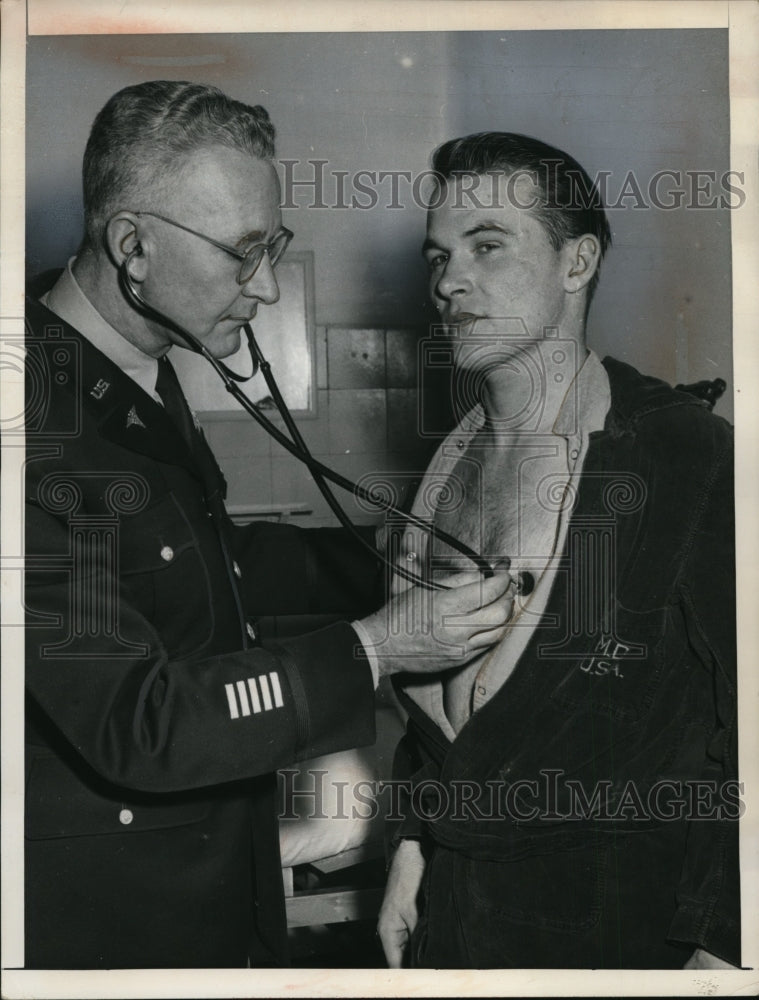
left=667, top=429, right=741, bottom=965
left=385, top=727, right=440, bottom=860
left=232, top=519, right=385, bottom=619
left=385, top=680, right=448, bottom=859
left=25, top=499, right=377, bottom=795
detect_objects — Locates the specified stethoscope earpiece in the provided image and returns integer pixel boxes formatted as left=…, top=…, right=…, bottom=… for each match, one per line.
left=124, top=246, right=142, bottom=282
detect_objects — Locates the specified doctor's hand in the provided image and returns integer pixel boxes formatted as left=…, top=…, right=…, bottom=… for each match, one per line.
left=358, top=569, right=513, bottom=678
left=377, top=839, right=426, bottom=968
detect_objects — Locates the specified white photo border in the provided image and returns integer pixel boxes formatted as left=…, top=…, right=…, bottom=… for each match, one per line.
left=2, top=1, right=757, bottom=996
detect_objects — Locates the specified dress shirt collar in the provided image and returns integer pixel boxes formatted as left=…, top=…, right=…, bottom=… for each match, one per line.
left=552, top=347, right=610, bottom=448
left=459, top=346, right=611, bottom=460
left=40, top=258, right=160, bottom=402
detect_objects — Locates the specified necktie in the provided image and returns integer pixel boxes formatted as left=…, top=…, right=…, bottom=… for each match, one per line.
left=155, top=355, right=198, bottom=449
left=155, top=357, right=226, bottom=503
left=154, top=355, right=227, bottom=509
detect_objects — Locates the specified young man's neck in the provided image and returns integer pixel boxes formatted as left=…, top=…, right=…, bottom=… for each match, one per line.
left=477, top=332, right=589, bottom=437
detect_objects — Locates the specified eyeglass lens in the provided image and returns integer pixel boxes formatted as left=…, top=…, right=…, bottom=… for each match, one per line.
left=239, top=230, right=291, bottom=283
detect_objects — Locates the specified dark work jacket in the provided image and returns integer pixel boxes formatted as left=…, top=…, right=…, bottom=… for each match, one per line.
left=392, top=357, right=739, bottom=969
left=23, top=293, right=383, bottom=969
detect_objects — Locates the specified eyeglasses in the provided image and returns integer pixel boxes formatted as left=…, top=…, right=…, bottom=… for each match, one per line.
left=135, top=211, right=293, bottom=284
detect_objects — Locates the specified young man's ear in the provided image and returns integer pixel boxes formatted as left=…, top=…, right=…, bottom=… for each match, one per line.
left=564, top=235, right=601, bottom=294
left=105, top=212, right=148, bottom=281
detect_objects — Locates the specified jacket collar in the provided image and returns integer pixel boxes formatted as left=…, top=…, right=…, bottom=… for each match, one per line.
left=601, top=355, right=704, bottom=435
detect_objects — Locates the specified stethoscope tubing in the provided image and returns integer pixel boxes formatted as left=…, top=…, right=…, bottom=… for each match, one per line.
left=118, top=256, right=534, bottom=595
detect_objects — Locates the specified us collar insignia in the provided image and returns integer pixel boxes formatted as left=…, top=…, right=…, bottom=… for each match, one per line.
left=90, top=378, right=110, bottom=400
left=126, top=405, right=147, bottom=430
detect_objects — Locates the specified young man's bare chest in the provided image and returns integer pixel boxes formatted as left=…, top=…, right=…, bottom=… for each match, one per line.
left=432, top=428, right=570, bottom=577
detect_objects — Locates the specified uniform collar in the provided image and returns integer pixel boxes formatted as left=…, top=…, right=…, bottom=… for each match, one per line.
left=26, top=291, right=202, bottom=479
left=41, top=257, right=160, bottom=402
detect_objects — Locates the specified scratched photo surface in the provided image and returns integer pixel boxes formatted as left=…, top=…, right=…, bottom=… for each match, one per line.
left=4, top=4, right=757, bottom=999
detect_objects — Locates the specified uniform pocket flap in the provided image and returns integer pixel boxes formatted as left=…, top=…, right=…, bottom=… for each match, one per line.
left=119, top=494, right=199, bottom=575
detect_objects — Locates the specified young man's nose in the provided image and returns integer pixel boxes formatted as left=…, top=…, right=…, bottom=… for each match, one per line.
left=434, top=256, right=473, bottom=302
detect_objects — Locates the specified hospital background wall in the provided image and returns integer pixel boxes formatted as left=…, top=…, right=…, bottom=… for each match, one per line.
left=26, top=30, right=733, bottom=527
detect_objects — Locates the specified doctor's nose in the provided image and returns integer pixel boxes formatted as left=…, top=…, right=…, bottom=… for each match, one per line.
left=241, top=252, right=280, bottom=305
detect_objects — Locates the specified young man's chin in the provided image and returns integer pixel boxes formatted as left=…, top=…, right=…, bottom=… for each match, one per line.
left=453, top=340, right=522, bottom=372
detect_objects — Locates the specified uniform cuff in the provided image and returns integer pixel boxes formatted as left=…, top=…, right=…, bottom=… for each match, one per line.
left=350, top=619, right=379, bottom=689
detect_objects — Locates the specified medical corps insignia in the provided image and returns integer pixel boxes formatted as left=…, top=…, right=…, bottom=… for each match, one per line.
left=126, top=405, right=146, bottom=430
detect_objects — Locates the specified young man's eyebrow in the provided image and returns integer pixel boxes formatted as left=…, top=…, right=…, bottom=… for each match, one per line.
left=422, top=222, right=512, bottom=255
left=463, top=222, right=512, bottom=238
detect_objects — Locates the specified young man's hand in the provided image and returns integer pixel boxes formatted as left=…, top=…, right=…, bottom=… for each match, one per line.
left=684, top=947, right=739, bottom=969
left=377, top=839, right=426, bottom=967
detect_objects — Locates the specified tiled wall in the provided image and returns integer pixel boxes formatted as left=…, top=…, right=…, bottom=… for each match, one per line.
left=203, top=327, right=451, bottom=528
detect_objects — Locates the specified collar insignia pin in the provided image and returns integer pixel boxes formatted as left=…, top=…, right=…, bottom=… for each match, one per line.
left=90, top=378, right=110, bottom=400
left=126, top=405, right=147, bottom=430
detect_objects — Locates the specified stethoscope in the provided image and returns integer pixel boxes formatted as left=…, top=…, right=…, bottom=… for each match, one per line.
left=119, top=251, right=534, bottom=596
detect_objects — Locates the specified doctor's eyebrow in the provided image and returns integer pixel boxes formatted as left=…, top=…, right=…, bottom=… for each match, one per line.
left=233, top=228, right=268, bottom=248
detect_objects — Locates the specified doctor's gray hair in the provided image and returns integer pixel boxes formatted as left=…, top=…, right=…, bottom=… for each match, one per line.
left=82, top=80, right=276, bottom=250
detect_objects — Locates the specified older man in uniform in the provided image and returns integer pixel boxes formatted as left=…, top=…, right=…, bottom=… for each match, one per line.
left=24, top=83, right=514, bottom=969
left=378, top=132, right=739, bottom=970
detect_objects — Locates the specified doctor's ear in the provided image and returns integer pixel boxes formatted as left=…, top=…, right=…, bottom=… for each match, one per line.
left=105, top=213, right=149, bottom=281
left=564, top=235, right=601, bottom=294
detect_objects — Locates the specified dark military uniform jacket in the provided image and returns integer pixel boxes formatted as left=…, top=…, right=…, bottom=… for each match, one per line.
left=23, top=292, right=382, bottom=969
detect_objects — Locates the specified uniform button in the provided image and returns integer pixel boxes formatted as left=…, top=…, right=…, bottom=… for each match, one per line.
left=119, top=809, right=134, bottom=825
left=477, top=685, right=487, bottom=696
left=246, top=622, right=256, bottom=641
left=233, top=561, right=242, bottom=578
left=160, top=546, right=174, bottom=562
left=570, top=448, right=579, bottom=460
left=457, top=439, right=465, bottom=449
